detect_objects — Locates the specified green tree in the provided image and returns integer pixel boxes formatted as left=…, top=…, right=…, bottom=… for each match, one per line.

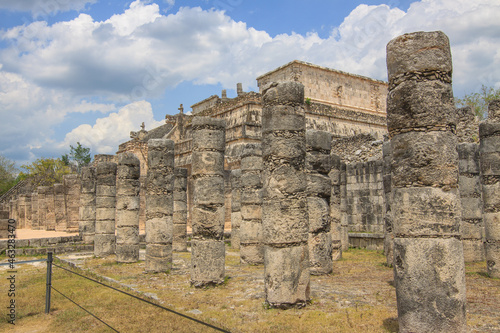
left=456, top=85, right=500, bottom=120
left=0, top=155, right=18, bottom=195
left=19, top=157, right=71, bottom=187
left=68, top=142, right=91, bottom=173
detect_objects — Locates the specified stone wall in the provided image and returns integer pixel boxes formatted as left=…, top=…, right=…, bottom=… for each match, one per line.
left=344, top=161, right=385, bottom=234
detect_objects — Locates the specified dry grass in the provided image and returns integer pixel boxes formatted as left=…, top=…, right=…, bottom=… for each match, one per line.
left=0, top=248, right=498, bottom=332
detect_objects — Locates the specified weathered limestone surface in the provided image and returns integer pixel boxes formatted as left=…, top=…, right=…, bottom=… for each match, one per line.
left=306, top=130, right=333, bottom=274
left=173, top=168, right=188, bottom=252
left=79, top=167, right=96, bottom=243
left=64, top=174, right=81, bottom=232
left=95, top=162, right=117, bottom=257
left=37, top=186, right=49, bottom=230
left=45, top=186, right=55, bottom=231
left=146, top=139, right=175, bottom=272
left=262, top=81, right=310, bottom=308
left=54, top=183, right=67, bottom=232
left=240, top=143, right=264, bottom=264
left=329, top=154, right=342, bottom=260
left=230, top=169, right=241, bottom=250
left=480, top=100, right=500, bottom=278
left=458, top=143, right=485, bottom=262
left=382, top=139, right=394, bottom=266
left=387, top=31, right=466, bottom=332
left=190, top=117, right=226, bottom=286
left=116, top=153, right=141, bottom=263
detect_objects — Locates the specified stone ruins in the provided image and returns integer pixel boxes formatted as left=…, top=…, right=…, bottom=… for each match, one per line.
left=1, top=30, right=498, bottom=329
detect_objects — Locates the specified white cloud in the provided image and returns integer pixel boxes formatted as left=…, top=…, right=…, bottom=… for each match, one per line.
left=62, top=101, right=164, bottom=154
left=0, top=0, right=97, bottom=17
left=1, top=0, right=499, bottom=165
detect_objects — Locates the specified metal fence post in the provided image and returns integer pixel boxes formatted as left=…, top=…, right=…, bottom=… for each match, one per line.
left=45, top=252, right=53, bottom=314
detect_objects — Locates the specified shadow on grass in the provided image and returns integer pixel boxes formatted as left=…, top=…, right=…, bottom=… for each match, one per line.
left=382, top=317, right=399, bottom=332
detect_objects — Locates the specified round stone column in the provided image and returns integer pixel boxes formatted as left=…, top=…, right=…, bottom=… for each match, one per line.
left=230, top=169, right=242, bottom=250
left=95, top=162, right=117, bottom=257
left=190, top=117, right=226, bottom=287
left=262, top=81, right=310, bottom=308
left=386, top=31, right=466, bottom=332
left=173, top=168, right=188, bottom=252
left=306, top=130, right=333, bottom=275
left=240, top=143, right=264, bottom=264
left=146, top=139, right=175, bottom=272
left=116, top=152, right=141, bottom=263
left=80, top=167, right=96, bottom=243
left=480, top=100, right=500, bottom=278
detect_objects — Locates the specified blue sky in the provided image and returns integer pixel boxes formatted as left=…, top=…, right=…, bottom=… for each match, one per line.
left=0, top=0, right=499, bottom=167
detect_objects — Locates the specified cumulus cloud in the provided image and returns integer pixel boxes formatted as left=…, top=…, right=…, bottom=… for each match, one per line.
left=0, top=0, right=499, bottom=165
left=62, top=101, right=164, bottom=154
left=0, top=0, right=97, bottom=17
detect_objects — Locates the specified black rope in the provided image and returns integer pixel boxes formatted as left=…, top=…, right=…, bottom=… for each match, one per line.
left=52, top=263, right=231, bottom=333
left=51, top=285, right=120, bottom=333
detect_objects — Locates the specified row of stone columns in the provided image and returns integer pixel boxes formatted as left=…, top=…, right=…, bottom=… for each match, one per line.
left=7, top=174, right=81, bottom=232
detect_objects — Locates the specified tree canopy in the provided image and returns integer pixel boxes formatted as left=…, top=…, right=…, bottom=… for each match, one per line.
left=61, top=142, right=92, bottom=173
left=0, top=155, right=18, bottom=196
left=19, top=157, right=71, bottom=188
left=456, top=85, right=500, bottom=120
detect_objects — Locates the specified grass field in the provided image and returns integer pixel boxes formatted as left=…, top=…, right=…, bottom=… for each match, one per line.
left=0, top=248, right=498, bottom=332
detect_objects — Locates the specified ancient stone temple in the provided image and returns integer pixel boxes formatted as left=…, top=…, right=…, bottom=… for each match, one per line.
left=386, top=31, right=466, bottom=332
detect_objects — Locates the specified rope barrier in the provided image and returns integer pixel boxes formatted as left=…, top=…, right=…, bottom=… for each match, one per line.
left=52, top=262, right=231, bottom=333
left=51, top=285, right=120, bottom=333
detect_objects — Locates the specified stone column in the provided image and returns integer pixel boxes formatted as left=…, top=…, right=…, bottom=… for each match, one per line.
left=479, top=100, right=500, bottom=278
left=457, top=106, right=484, bottom=262
left=240, top=143, right=264, bottom=264
left=80, top=167, right=96, bottom=243
left=330, top=154, right=342, bottom=260
left=31, top=190, right=39, bottom=230
left=262, top=81, right=309, bottom=308
left=387, top=31, right=466, bottom=332
left=64, top=174, right=81, bottom=232
left=173, top=168, right=188, bottom=252
left=8, top=200, right=14, bottom=222
left=339, top=162, right=349, bottom=251
left=382, top=139, right=394, bottom=266
left=95, top=162, right=117, bottom=257
left=37, top=186, right=48, bottom=230
left=25, top=195, right=32, bottom=229
left=190, top=117, right=226, bottom=287
left=18, top=195, right=26, bottom=229
left=146, top=139, right=174, bottom=272
left=306, top=130, right=333, bottom=275
left=115, top=153, right=140, bottom=263
left=54, top=183, right=67, bottom=231
left=230, top=169, right=241, bottom=250
left=0, top=211, right=9, bottom=238
left=45, top=186, right=56, bottom=231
